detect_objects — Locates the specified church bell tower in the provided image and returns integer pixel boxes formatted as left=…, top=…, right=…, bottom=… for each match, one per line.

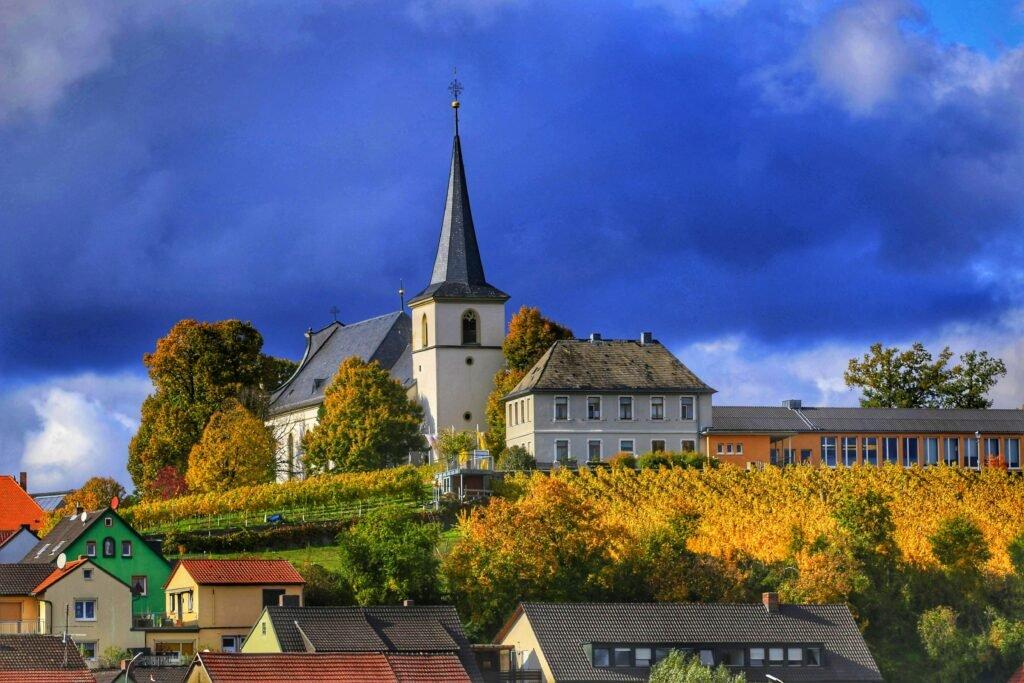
left=408, top=81, right=509, bottom=448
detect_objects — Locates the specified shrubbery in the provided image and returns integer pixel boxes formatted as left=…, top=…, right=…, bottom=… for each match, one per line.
left=498, top=445, right=535, bottom=471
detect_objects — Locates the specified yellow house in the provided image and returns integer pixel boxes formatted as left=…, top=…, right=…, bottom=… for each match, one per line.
left=0, top=558, right=143, bottom=667
left=146, top=559, right=304, bottom=656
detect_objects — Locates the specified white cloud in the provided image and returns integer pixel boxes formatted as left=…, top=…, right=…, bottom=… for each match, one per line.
left=0, top=373, right=150, bottom=491
left=403, top=0, right=528, bottom=28
left=681, top=309, right=1024, bottom=408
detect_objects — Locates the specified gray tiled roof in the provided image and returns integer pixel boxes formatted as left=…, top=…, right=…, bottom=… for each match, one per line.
left=0, top=564, right=56, bottom=595
left=509, top=602, right=881, bottom=682
left=409, top=135, right=508, bottom=305
left=507, top=340, right=714, bottom=399
left=710, top=405, right=1024, bottom=434
left=21, top=509, right=107, bottom=564
left=263, top=605, right=482, bottom=680
left=0, top=634, right=90, bottom=672
left=268, top=312, right=412, bottom=416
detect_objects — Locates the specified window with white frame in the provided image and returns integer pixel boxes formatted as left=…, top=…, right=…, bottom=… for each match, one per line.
left=716, top=443, right=723, bottom=454
left=587, top=396, right=601, bottom=420
left=1008, top=439, right=1021, bottom=469
left=122, top=540, right=132, bottom=557
left=821, top=437, right=837, bottom=467
left=554, top=396, right=569, bottom=421
left=883, top=437, right=899, bottom=464
left=736, top=443, right=744, bottom=454
left=588, top=440, right=602, bottom=463
left=79, top=641, right=97, bottom=661
left=86, top=541, right=96, bottom=557
left=985, top=437, right=1001, bottom=461
left=863, top=437, right=878, bottom=465
left=619, top=440, right=634, bottom=454
left=132, top=576, right=148, bottom=596
left=618, top=397, right=633, bottom=420
left=966, top=438, right=980, bottom=468
left=555, top=440, right=570, bottom=462
left=903, top=437, right=919, bottom=467
left=924, top=438, right=939, bottom=466
left=680, top=396, right=695, bottom=420
left=650, top=396, right=664, bottom=420
left=74, top=599, right=96, bottom=621
left=944, top=437, right=959, bottom=466
left=842, top=437, right=857, bottom=466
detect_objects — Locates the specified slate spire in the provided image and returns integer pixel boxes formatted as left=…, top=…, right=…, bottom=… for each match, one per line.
left=409, top=90, right=508, bottom=304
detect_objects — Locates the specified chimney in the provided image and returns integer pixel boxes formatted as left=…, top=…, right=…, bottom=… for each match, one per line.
left=640, top=332, right=653, bottom=346
left=782, top=399, right=802, bottom=410
left=589, top=333, right=602, bottom=342
left=763, top=592, right=780, bottom=613
left=18, top=472, right=27, bottom=491
left=402, top=599, right=415, bottom=607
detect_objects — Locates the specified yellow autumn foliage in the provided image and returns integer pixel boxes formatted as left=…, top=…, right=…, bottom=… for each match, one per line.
left=122, top=465, right=431, bottom=531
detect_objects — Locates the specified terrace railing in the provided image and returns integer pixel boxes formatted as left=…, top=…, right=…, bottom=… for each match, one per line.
left=0, top=620, right=44, bottom=635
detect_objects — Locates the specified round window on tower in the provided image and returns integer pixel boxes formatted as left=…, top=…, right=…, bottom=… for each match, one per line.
left=465, top=356, right=474, bottom=366
left=463, top=411, right=472, bottom=422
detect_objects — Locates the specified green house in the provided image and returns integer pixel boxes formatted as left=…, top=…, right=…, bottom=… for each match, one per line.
left=21, top=507, right=171, bottom=617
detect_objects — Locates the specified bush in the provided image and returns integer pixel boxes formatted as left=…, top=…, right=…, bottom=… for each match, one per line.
left=649, top=651, right=746, bottom=682
left=436, top=429, right=478, bottom=466
left=638, top=451, right=672, bottom=470
left=163, top=521, right=350, bottom=555
left=499, top=445, right=535, bottom=471
left=297, top=562, right=353, bottom=606
left=608, top=452, right=636, bottom=470
left=99, top=646, right=130, bottom=669
left=123, top=466, right=429, bottom=531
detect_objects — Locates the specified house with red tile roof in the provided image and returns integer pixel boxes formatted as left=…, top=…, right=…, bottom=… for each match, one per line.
left=0, top=526, right=38, bottom=563
left=0, top=473, right=46, bottom=532
left=183, top=651, right=472, bottom=683
left=0, top=559, right=142, bottom=666
left=145, top=559, right=305, bottom=658
left=0, top=633, right=97, bottom=682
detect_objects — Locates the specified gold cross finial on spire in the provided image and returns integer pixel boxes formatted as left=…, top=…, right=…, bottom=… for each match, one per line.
left=448, top=69, right=462, bottom=134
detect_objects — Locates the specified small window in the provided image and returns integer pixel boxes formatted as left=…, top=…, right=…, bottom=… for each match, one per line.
left=86, top=541, right=96, bottom=557
left=903, top=437, right=919, bottom=467
left=461, top=310, right=478, bottom=345
left=83, top=569, right=93, bottom=581
left=104, top=517, right=113, bottom=527
left=74, top=600, right=96, bottom=621
left=650, top=396, right=664, bottom=420
left=680, top=396, right=695, bottom=420
left=79, top=641, right=97, bottom=661
left=806, top=647, right=822, bottom=665
left=842, top=437, right=857, bottom=466
left=944, top=437, right=960, bottom=466
left=654, top=648, right=670, bottom=664
left=863, top=437, right=878, bottom=465
left=187, top=592, right=194, bottom=612
left=736, top=443, right=744, bottom=454
left=716, top=443, right=723, bottom=455
left=132, top=576, right=148, bottom=596
left=821, top=437, right=837, bottom=467
left=985, top=437, right=1001, bottom=461
left=720, top=648, right=744, bottom=666
left=883, top=437, right=899, bottom=464
left=619, top=440, right=634, bottom=454
left=555, top=440, right=570, bottom=462
left=726, top=443, right=733, bottom=454
left=788, top=647, right=803, bottom=664
left=102, top=537, right=115, bottom=558
left=588, top=440, right=602, bottom=463
left=769, top=647, right=785, bottom=663
left=966, top=438, right=980, bottom=468
left=221, top=636, right=243, bottom=652
left=421, top=314, right=428, bottom=348
left=682, top=440, right=696, bottom=452
left=651, top=440, right=666, bottom=453
left=554, top=396, right=569, bottom=421
left=749, top=648, right=765, bottom=666
left=587, top=396, right=601, bottom=420
left=122, top=540, right=132, bottom=557
left=618, top=396, right=633, bottom=420
left=924, top=437, right=939, bottom=466
left=593, top=647, right=610, bottom=667
left=1009, top=439, right=1021, bottom=469
left=635, top=647, right=652, bottom=667
left=613, top=648, right=632, bottom=667
left=699, top=650, right=714, bottom=666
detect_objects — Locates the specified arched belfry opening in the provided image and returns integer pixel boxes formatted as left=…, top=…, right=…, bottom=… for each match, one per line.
left=462, top=310, right=478, bottom=345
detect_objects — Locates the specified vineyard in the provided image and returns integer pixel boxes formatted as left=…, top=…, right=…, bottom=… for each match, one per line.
left=122, top=466, right=432, bottom=534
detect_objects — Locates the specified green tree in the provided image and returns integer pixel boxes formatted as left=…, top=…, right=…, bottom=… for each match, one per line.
left=184, top=399, right=276, bottom=493
left=498, top=445, right=535, bottom=471
left=942, top=350, right=1007, bottom=409
left=336, top=505, right=441, bottom=605
left=297, top=563, right=353, bottom=606
left=648, top=651, right=746, bottom=682
left=435, top=429, right=478, bottom=467
left=303, top=357, right=426, bottom=473
left=918, top=606, right=985, bottom=682
left=128, top=319, right=280, bottom=496
left=485, top=306, right=572, bottom=456
left=844, top=342, right=1005, bottom=409
left=45, top=476, right=127, bottom=534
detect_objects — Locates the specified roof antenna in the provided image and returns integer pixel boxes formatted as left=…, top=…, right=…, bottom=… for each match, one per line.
left=399, top=279, right=406, bottom=312
left=330, top=306, right=340, bottom=323
left=448, top=68, right=463, bottom=136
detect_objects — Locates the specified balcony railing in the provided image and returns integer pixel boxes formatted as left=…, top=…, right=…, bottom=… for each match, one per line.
left=0, top=620, right=44, bottom=635
left=132, top=613, right=199, bottom=629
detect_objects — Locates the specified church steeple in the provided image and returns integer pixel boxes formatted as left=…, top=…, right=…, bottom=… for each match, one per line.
left=409, top=83, right=509, bottom=304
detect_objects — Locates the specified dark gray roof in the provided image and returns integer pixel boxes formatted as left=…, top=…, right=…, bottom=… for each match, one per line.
left=710, top=405, right=1024, bottom=434
left=262, top=605, right=481, bottom=681
left=32, top=491, right=71, bottom=512
left=505, top=602, right=881, bottom=682
left=0, top=634, right=90, bottom=672
left=0, top=564, right=56, bottom=595
left=507, top=340, right=714, bottom=399
left=268, top=312, right=412, bottom=416
left=21, top=509, right=107, bottom=564
left=409, top=135, right=508, bottom=304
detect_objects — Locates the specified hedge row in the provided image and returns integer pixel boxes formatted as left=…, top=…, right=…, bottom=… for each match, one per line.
left=162, top=521, right=350, bottom=555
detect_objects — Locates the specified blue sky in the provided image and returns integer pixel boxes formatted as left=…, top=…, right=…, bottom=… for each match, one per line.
left=2, top=0, right=1024, bottom=489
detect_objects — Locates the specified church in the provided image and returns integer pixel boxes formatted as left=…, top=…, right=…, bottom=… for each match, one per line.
left=265, top=91, right=510, bottom=479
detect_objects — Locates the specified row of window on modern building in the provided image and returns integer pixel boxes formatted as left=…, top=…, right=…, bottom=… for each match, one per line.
left=759, top=435, right=1022, bottom=469
left=591, top=643, right=823, bottom=669
left=551, top=438, right=699, bottom=462
left=507, top=395, right=697, bottom=426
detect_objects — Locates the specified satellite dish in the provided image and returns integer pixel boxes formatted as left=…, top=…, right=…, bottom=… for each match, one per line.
left=80, top=512, right=88, bottom=523
left=110, top=496, right=120, bottom=510
left=56, top=553, right=67, bottom=569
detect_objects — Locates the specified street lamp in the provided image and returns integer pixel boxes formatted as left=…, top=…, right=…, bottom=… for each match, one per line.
left=123, top=651, right=144, bottom=681
left=766, top=675, right=785, bottom=683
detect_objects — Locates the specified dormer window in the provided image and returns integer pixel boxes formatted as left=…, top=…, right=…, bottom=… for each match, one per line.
left=461, top=310, right=478, bottom=345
